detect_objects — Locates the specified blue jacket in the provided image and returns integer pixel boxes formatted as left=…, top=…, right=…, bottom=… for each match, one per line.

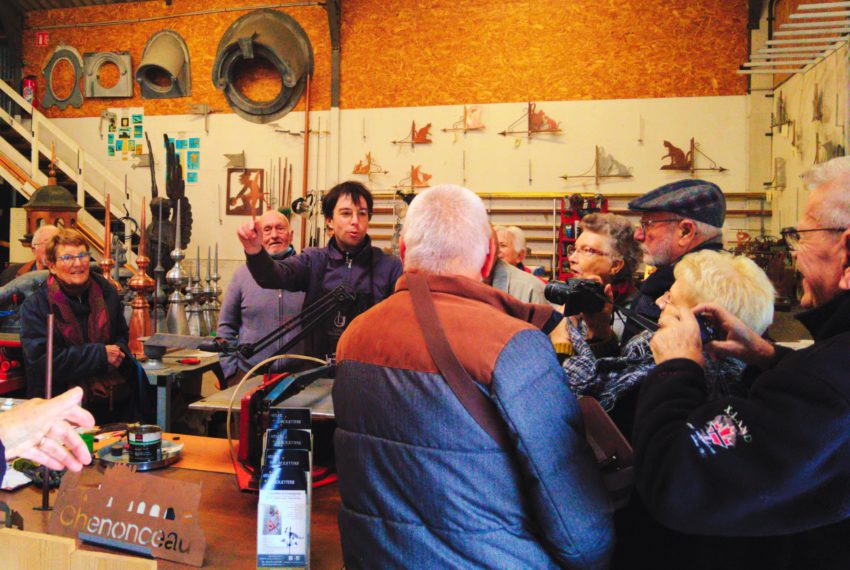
left=334, top=273, right=614, bottom=569
left=246, top=236, right=402, bottom=359
left=217, top=247, right=306, bottom=379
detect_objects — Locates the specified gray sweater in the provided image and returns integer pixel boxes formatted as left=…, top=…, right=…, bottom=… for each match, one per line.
left=216, top=248, right=306, bottom=379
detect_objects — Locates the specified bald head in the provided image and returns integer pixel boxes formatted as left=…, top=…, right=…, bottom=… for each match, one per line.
left=32, top=224, right=59, bottom=270
left=259, top=211, right=293, bottom=255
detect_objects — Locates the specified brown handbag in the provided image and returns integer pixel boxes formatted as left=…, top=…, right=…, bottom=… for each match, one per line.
left=407, top=272, right=634, bottom=508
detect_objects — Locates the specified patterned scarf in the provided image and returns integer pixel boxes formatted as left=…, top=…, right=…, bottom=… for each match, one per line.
left=47, top=274, right=110, bottom=346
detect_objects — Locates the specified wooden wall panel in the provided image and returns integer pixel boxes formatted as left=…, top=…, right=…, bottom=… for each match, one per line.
left=22, top=0, right=748, bottom=118
left=340, top=0, right=748, bottom=108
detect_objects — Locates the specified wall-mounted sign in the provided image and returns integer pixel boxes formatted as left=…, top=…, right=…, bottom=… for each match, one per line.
left=36, top=32, right=49, bottom=47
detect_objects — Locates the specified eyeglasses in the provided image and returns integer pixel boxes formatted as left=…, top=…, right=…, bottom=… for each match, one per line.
left=638, top=218, right=681, bottom=232
left=336, top=209, right=371, bottom=222
left=780, top=227, right=846, bottom=250
left=570, top=245, right=613, bottom=258
left=56, top=252, right=92, bottom=264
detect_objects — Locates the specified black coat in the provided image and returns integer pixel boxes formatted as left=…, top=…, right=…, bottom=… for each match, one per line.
left=632, top=289, right=850, bottom=569
left=20, top=273, right=152, bottom=422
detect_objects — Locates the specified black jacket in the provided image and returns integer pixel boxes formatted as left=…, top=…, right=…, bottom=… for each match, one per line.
left=632, top=290, right=850, bottom=569
left=622, top=239, right=724, bottom=343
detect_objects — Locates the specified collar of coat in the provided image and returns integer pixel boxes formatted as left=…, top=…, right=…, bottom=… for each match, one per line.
left=797, top=288, right=850, bottom=342
left=395, top=272, right=559, bottom=334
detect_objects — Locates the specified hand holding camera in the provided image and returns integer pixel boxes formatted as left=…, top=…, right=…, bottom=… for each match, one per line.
left=692, top=303, right=776, bottom=368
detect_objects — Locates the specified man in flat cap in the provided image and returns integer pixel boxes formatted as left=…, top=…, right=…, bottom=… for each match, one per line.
left=622, top=179, right=725, bottom=342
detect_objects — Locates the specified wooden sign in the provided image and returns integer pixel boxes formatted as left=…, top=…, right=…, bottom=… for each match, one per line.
left=48, top=464, right=206, bottom=567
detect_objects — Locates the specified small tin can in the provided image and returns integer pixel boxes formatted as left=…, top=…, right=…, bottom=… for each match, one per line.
left=128, top=425, right=163, bottom=463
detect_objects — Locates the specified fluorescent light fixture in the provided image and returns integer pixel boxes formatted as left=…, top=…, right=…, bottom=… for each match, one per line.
left=743, top=60, right=817, bottom=66
left=790, top=10, right=850, bottom=18
left=775, top=28, right=850, bottom=35
left=765, top=36, right=845, bottom=44
left=737, top=69, right=808, bottom=74
left=798, top=2, right=850, bottom=10
left=782, top=20, right=850, bottom=27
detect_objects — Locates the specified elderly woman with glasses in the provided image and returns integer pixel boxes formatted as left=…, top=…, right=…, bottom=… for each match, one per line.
left=20, top=229, right=151, bottom=423
left=564, top=213, right=643, bottom=351
left=564, top=250, right=775, bottom=440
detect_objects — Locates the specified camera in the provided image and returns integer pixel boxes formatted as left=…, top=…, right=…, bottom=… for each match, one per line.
left=544, top=279, right=607, bottom=316
left=696, top=314, right=719, bottom=343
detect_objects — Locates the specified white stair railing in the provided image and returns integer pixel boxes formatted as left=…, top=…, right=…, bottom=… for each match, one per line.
left=0, top=78, right=143, bottom=237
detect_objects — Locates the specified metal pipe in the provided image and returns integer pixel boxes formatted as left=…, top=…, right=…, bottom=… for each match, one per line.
left=28, top=2, right=320, bottom=31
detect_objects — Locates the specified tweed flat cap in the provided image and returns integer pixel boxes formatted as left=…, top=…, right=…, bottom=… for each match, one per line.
left=628, top=179, right=726, bottom=228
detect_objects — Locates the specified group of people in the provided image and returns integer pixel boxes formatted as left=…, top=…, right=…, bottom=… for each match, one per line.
left=4, top=152, right=849, bottom=568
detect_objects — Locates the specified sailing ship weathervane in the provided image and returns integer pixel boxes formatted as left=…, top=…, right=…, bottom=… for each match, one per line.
left=499, top=102, right=561, bottom=139
left=561, top=146, right=633, bottom=185
left=392, top=121, right=433, bottom=148
left=352, top=152, right=389, bottom=181
left=660, top=138, right=727, bottom=175
left=442, top=105, right=485, bottom=134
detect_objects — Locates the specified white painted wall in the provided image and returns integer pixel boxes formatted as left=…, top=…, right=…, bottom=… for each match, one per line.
left=44, top=94, right=751, bottom=289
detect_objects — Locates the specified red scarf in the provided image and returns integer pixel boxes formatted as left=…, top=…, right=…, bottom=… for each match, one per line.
left=47, top=274, right=110, bottom=345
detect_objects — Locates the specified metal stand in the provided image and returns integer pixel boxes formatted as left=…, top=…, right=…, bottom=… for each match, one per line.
left=34, top=314, right=54, bottom=512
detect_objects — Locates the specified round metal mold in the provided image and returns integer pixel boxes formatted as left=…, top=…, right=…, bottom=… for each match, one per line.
left=211, top=8, right=313, bottom=124
left=41, top=44, right=84, bottom=110
left=136, top=29, right=191, bottom=99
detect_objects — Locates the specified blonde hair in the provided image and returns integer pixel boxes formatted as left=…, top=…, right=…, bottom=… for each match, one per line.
left=673, top=250, right=775, bottom=334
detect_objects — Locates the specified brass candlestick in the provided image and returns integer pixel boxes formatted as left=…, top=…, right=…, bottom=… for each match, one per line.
left=128, top=197, right=155, bottom=356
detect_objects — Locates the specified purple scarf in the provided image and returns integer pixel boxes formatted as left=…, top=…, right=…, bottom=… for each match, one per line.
left=47, top=274, right=110, bottom=346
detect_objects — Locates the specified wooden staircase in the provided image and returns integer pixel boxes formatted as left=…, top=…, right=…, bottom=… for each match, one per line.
left=0, top=78, right=143, bottom=258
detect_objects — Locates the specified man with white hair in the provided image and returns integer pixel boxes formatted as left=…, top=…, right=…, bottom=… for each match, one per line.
left=217, top=211, right=305, bottom=387
left=0, top=224, right=59, bottom=286
left=333, top=184, right=613, bottom=569
left=633, top=156, right=850, bottom=566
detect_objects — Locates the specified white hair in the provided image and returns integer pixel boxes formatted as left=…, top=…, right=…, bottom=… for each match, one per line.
left=674, top=250, right=775, bottom=335
left=494, top=225, right=526, bottom=252
left=32, top=224, right=59, bottom=244
left=802, top=157, right=850, bottom=228
left=401, top=184, right=490, bottom=276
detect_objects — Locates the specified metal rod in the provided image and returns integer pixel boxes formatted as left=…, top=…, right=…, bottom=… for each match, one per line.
left=765, top=36, right=846, bottom=43
left=300, top=74, right=312, bottom=249
left=28, top=2, right=320, bottom=30
left=775, top=28, right=850, bottom=35
left=38, top=313, right=55, bottom=512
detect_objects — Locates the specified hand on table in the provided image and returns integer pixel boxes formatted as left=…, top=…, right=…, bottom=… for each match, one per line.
left=0, top=387, right=95, bottom=472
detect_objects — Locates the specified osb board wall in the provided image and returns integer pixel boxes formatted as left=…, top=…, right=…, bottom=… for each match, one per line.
left=21, top=0, right=332, bottom=118
left=341, top=0, right=748, bottom=108
left=22, top=0, right=748, bottom=118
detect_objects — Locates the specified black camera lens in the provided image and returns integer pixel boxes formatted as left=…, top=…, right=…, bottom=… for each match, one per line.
left=544, top=279, right=606, bottom=316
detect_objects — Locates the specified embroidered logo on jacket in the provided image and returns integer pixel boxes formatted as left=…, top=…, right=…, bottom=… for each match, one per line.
left=688, top=406, right=751, bottom=457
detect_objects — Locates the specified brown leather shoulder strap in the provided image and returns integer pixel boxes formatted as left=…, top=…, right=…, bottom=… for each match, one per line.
left=407, top=273, right=511, bottom=449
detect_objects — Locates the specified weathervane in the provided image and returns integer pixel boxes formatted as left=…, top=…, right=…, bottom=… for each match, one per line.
left=352, top=152, right=389, bottom=181
left=660, top=138, right=727, bottom=175
left=499, top=102, right=561, bottom=139
left=442, top=105, right=484, bottom=135
left=392, top=121, right=432, bottom=148
left=561, top=146, right=633, bottom=185
left=392, top=165, right=432, bottom=191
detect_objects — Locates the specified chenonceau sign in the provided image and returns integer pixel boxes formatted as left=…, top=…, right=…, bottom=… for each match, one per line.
left=48, top=464, right=206, bottom=566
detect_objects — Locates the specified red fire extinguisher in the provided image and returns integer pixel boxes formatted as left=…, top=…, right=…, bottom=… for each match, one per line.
left=22, top=75, right=37, bottom=109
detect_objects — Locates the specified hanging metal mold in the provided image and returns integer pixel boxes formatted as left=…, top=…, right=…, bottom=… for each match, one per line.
left=84, top=51, right=133, bottom=98
left=211, top=8, right=314, bottom=124
left=41, top=44, right=84, bottom=110
left=136, top=29, right=192, bottom=99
